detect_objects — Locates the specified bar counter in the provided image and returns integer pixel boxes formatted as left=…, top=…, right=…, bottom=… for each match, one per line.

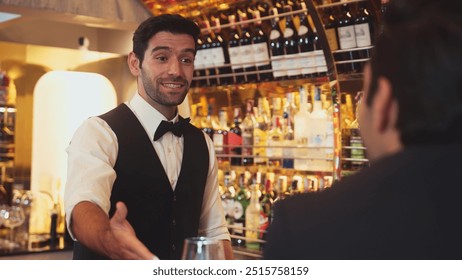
left=0, top=234, right=73, bottom=260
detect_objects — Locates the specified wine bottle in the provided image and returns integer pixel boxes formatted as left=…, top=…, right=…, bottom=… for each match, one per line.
left=252, top=9, right=272, bottom=81
left=228, top=14, right=242, bottom=85
left=269, top=7, right=286, bottom=80
left=229, top=107, right=243, bottom=166
left=202, top=19, right=217, bottom=86
left=193, top=20, right=207, bottom=87
left=238, top=12, right=255, bottom=83
left=213, top=107, right=229, bottom=163
left=337, top=3, right=359, bottom=73
left=354, top=1, right=374, bottom=71
left=211, top=17, right=233, bottom=85
left=241, top=99, right=256, bottom=166
left=282, top=5, right=301, bottom=79
left=245, top=183, right=261, bottom=250
left=297, top=2, right=317, bottom=78
left=282, top=92, right=296, bottom=168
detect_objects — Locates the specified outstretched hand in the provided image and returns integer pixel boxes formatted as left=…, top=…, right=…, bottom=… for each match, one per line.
left=107, top=201, right=158, bottom=260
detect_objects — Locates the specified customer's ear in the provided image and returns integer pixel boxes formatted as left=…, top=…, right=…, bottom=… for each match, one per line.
left=372, top=77, right=398, bottom=134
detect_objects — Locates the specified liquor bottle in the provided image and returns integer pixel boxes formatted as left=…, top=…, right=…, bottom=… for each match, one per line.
left=238, top=12, right=255, bottom=84
left=229, top=107, right=243, bottom=166
left=201, top=19, right=217, bottom=86
left=354, top=1, right=374, bottom=71
left=241, top=99, right=256, bottom=166
left=294, top=86, right=311, bottom=171
left=282, top=5, right=301, bottom=79
left=254, top=97, right=270, bottom=165
left=222, top=172, right=236, bottom=225
left=282, top=92, right=296, bottom=168
left=202, top=104, right=215, bottom=139
left=232, top=172, right=250, bottom=247
left=252, top=10, right=272, bottom=81
left=307, top=86, right=333, bottom=171
left=267, top=115, right=283, bottom=167
left=260, top=178, right=275, bottom=222
left=245, top=183, right=261, bottom=250
left=211, top=17, right=233, bottom=85
left=213, top=107, right=229, bottom=162
left=324, top=7, right=339, bottom=52
left=337, top=3, right=359, bottom=73
left=269, top=8, right=286, bottom=81
left=228, top=14, right=242, bottom=85
left=297, top=2, right=317, bottom=78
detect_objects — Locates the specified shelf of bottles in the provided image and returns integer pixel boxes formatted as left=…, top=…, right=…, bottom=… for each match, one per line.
left=185, top=0, right=374, bottom=257
left=0, top=69, right=15, bottom=205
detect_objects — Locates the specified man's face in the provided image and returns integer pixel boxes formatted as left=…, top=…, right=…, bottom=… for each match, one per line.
left=138, top=31, right=196, bottom=111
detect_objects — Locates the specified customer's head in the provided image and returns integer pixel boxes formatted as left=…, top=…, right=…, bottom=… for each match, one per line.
left=132, top=14, right=201, bottom=66
left=359, top=0, right=462, bottom=161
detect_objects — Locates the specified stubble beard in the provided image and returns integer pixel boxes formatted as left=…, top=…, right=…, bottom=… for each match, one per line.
left=140, top=70, right=189, bottom=107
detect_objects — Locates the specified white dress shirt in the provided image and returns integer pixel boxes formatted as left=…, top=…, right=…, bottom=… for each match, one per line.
left=64, top=92, right=230, bottom=241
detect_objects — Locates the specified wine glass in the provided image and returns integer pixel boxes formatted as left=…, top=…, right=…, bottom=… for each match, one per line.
left=0, top=205, right=25, bottom=246
left=181, top=236, right=225, bottom=260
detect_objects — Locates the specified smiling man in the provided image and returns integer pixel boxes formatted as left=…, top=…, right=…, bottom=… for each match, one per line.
left=64, top=14, right=233, bottom=260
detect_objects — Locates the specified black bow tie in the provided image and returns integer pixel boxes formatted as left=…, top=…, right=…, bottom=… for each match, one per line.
left=153, top=116, right=190, bottom=141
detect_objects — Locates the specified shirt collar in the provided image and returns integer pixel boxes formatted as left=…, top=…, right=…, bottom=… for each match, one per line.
left=127, top=92, right=179, bottom=140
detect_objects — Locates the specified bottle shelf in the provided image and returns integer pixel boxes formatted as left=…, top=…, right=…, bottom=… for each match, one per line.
left=316, top=0, right=368, bottom=9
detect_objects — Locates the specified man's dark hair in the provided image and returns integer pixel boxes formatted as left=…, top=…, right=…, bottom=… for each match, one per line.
left=367, top=0, right=462, bottom=146
left=132, top=14, right=201, bottom=66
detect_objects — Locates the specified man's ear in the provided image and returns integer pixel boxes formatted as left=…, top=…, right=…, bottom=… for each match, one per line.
left=127, top=52, right=141, bottom=76
left=372, top=77, right=399, bottom=133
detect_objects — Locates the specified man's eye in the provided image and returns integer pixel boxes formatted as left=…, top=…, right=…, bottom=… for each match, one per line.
left=155, top=56, right=168, bottom=62
left=181, top=57, right=193, bottom=64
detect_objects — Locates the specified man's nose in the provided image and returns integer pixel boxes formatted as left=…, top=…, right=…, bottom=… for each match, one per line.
left=167, top=59, right=182, bottom=76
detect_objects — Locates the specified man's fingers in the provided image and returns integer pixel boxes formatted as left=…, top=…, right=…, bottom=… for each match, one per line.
left=113, top=201, right=128, bottom=222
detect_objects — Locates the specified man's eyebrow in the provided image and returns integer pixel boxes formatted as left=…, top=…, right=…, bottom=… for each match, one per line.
left=151, top=46, right=196, bottom=55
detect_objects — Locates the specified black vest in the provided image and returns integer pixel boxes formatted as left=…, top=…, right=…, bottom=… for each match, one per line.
left=73, top=104, right=209, bottom=260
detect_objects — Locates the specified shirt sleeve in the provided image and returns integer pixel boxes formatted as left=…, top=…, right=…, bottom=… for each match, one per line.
left=64, top=116, right=118, bottom=239
left=197, top=133, right=231, bottom=241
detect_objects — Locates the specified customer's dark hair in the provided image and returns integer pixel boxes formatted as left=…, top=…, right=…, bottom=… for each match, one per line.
left=367, top=0, right=462, bottom=146
left=132, top=14, right=201, bottom=66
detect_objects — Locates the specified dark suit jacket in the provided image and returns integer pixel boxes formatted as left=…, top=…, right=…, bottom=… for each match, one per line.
left=264, top=145, right=462, bottom=259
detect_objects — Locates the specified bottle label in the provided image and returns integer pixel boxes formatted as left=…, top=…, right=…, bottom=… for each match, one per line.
left=233, top=202, right=244, bottom=220
left=213, top=133, right=224, bottom=152
left=325, top=28, right=339, bottom=51
left=298, top=51, right=316, bottom=75
left=253, top=42, right=270, bottom=67
left=271, top=55, right=286, bottom=78
left=194, top=49, right=206, bottom=69
left=211, top=47, right=226, bottom=67
left=338, top=25, right=357, bottom=49
left=229, top=46, right=243, bottom=70
left=284, top=53, right=301, bottom=77
left=242, top=131, right=253, bottom=156
left=228, top=132, right=242, bottom=156
left=240, top=44, right=255, bottom=68
left=354, top=23, right=371, bottom=47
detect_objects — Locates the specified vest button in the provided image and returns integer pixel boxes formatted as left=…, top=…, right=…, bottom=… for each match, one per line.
left=172, top=219, right=176, bottom=226
left=173, top=195, right=176, bottom=201
left=172, top=244, right=176, bottom=251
